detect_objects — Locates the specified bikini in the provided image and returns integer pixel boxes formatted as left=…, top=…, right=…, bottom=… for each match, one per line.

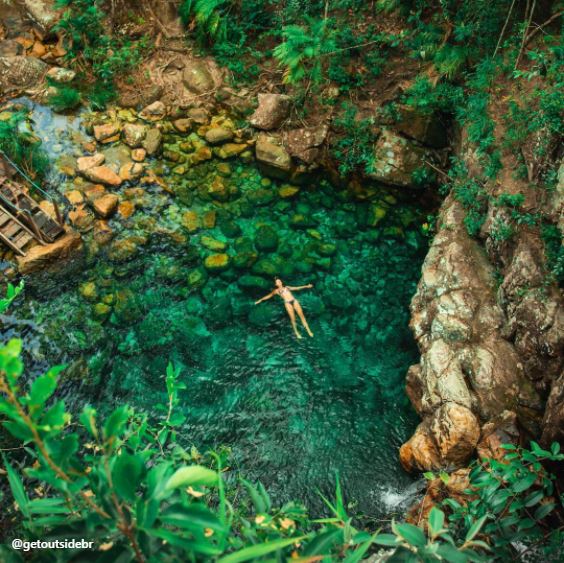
left=278, top=286, right=295, bottom=304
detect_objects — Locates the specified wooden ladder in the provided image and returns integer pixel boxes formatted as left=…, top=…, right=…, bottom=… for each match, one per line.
left=0, top=177, right=65, bottom=256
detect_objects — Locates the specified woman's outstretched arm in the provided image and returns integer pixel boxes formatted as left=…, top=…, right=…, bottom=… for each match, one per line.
left=255, top=290, right=276, bottom=305
left=288, top=284, right=313, bottom=291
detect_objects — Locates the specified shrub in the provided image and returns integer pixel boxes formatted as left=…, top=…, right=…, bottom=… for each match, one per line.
left=47, top=85, right=81, bottom=112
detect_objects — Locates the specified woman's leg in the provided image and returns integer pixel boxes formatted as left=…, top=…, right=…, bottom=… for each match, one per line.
left=285, top=302, right=302, bottom=339
left=293, top=301, right=313, bottom=337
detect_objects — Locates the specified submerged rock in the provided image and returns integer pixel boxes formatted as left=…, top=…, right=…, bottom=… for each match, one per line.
left=204, top=253, right=231, bottom=272
left=92, top=194, right=119, bottom=218
left=254, top=224, right=279, bottom=252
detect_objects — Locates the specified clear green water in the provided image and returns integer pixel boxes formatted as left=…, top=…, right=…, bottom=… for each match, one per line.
left=4, top=101, right=430, bottom=519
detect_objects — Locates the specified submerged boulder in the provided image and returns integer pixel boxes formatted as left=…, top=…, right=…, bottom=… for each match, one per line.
left=204, top=253, right=231, bottom=272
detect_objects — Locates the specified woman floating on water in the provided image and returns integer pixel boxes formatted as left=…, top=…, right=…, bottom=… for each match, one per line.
left=254, top=278, right=314, bottom=339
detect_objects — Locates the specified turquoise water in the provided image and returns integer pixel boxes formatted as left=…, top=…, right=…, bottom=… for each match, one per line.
left=4, top=102, right=430, bottom=518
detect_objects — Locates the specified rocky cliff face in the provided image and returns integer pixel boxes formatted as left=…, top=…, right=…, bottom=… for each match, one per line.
left=401, top=127, right=563, bottom=471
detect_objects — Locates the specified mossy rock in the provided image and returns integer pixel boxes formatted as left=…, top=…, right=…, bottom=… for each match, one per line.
left=254, top=224, right=279, bottom=252
left=201, top=236, right=227, bottom=251
left=204, top=253, right=231, bottom=272
left=279, top=185, right=300, bottom=199
left=369, top=204, right=388, bottom=227
left=318, top=243, right=337, bottom=257
left=182, top=211, right=200, bottom=232
left=220, top=220, right=242, bottom=238
left=238, top=275, right=272, bottom=292
left=79, top=281, right=97, bottom=301
left=93, top=302, right=111, bottom=320
left=251, top=258, right=278, bottom=277
left=233, top=250, right=258, bottom=270
left=247, top=188, right=274, bottom=206
left=248, top=304, right=280, bottom=327
left=112, top=289, right=143, bottom=324
left=202, top=210, right=217, bottom=228
left=290, top=214, right=318, bottom=229
left=187, top=267, right=208, bottom=289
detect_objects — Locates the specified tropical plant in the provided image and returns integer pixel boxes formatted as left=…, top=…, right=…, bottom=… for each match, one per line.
left=273, top=17, right=337, bottom=84
left=0, top=281, right=24, bottom=314
left=0, top=113, right=50, bottom=179
left=47, top=85, right=82, bottom=113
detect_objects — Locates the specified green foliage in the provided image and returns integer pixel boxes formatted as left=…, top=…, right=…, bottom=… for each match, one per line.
left=0, top=339, right=378, bottom=561
left=0, top=281, right=24, bottom=314
left=47, top=84, right=82, bottom=112
left=273, top=17, right=337, bottom=84
left=180, top=0, right=233, bottom=44
left=0, top=112, right=50, bottom=178
left=541, top=223, right=564, bottom=285
left=331, top=103, right=376, bottom=176
left=1, top=338, right=563, bottom=561
left=54, top=0, right=147, bottom=107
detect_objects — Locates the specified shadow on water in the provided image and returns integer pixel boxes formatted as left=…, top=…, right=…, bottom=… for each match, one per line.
left=2, top=99, right=433, bottom=519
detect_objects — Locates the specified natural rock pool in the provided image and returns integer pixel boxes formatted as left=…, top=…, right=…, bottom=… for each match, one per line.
left=4, top=101, right=431, bottom=518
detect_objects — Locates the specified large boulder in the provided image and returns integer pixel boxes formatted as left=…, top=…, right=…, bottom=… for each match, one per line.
left=255, top=134, right=292, bottom=179
left=23, top=0, right=61, bottom=32
left=17, top=229, right=83, bottom=274
left=250, top=93, right=291, bottom=130
left=0, top=56, right=48, bottom=93
left=400, top=402, right=480, bottom=472
left=369, top=129, right=437, bottom=188
left=285, top=125, right=327, bottom=164
left=400, top=195, right=543, bottom=472
left=77, top=153, right=105, bottom=173
left=396, top=106, right=447, bottom=148
left=182, top=60, right=215, bottom=94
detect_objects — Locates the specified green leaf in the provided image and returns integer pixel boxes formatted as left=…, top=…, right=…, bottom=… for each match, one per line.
left=241, top=478, right=266, bottom=513
left=3, top=455, right=30, bottom=518
left=551, top=442, right=560, bottom=456
left=3, top=420, right=34, bottom=442
left=534, top=502, right=555, bottom=520
left=146, top=528, right=222, bottom=556
left=373, top=533, right=398, bottom=546
left=343, top=532, right=380, bottom=563
left=41, top=400, right=67, bottom=429
left=165, top=465, right=218, bottom=490
left=112, top=452, right=144, bottom=502
left=218, top=536, right=306, bottom=563
left=512, top=472, right=537, bottom=493
left=161, top=503, right=224, bottom=531
left=103, top=406, right=130, bottom=440
left=29, top=366, right=65, bottom=407
left=28, top=498, right=71, bottom=515
left=428, top=507, right=445, bottom=537
left=79, top=406, right=98, bottom=437
left=523, top=490, right=544, bottom=507
left=465, top=515, right=487, bottom=542
left=423, top=471, right=435, bottom=480
left=303, top=528, right=343, bottom=555
left=392, top=522, right=426, bottom=547
left=436, top=544, right=469, bottom=563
